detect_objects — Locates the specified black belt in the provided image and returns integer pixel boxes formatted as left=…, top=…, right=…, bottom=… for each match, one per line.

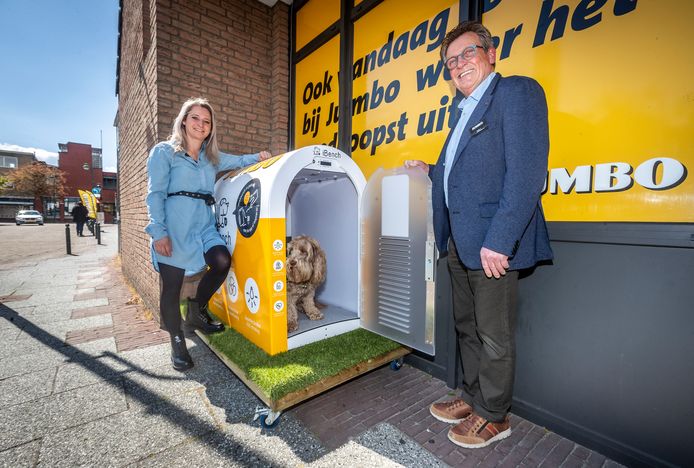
left=168, top=191, right=215, bottom=206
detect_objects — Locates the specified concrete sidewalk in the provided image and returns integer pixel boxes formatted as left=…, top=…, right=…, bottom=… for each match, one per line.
left=0, top=227, right=623, bottom=467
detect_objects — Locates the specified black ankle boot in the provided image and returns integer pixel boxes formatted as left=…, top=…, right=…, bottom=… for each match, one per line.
left=170, top=332, right=193, bottom=371
left=184, top=298, right=224, bottom=334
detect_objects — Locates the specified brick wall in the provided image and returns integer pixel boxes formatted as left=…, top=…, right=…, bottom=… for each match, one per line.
left=58, top=143, right=103, bottom=201
left=117, top=0, right=289, bottom=322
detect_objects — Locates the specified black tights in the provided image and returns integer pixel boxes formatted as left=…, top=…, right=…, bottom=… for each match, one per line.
left=158, top=245, right=231, bottom=333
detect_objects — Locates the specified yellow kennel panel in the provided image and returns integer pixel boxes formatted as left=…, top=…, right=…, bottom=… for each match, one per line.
left=210, top=145, right=436, bottom=356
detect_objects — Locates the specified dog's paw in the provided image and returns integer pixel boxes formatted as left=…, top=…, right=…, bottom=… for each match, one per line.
left=305, top=309, right=324, bottom=321
left=287, top=321, right=299, bottom=333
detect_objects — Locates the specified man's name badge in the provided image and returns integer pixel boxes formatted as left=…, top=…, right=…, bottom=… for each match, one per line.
left=470, top=121, right=488, bottom=136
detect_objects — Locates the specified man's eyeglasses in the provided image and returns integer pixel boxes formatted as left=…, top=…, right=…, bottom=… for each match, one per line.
left=444, top=45, right=484, bottom=70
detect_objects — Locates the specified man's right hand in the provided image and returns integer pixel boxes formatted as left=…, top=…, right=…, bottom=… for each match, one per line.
left=404, top=160, right=429, bottom=175
left=154, top=236, right=172, bottom=256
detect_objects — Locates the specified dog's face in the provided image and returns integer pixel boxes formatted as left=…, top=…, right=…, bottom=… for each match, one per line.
left=286, top=236, right=326, bottom=285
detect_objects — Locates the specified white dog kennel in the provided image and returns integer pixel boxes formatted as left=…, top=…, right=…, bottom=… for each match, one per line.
left=208, top=145, right=436, bottom=356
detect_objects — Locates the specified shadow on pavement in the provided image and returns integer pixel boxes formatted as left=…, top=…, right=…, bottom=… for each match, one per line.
left=0, top=302, right=325, bottom=464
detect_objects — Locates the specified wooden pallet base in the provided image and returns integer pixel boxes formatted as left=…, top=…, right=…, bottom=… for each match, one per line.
left=195, top=330, right=410, bottom=412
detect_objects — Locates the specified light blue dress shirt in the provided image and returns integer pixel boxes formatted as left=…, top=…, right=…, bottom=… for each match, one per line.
left=443, top=72, right=498, bottom=206
left=145, top=140, right=260, bottom=275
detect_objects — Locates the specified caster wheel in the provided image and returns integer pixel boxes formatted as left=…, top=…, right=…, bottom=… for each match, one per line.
left=390, top=359, right=403, bottom=371
left=259, top=413, right=280, bottom=428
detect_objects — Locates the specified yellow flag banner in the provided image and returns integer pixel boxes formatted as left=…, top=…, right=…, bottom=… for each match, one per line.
left=78, top=190, right=98, bottom=219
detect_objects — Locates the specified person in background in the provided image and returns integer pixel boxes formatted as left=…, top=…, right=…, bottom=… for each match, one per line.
left=406, top=21, right=553, bottom=449
left=71, top=201, right=89, bottom=237
left=145, top=97, right=272, bottom=371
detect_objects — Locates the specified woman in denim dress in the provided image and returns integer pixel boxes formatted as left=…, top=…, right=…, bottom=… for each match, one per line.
left=146, top=97, right=271, bottom=370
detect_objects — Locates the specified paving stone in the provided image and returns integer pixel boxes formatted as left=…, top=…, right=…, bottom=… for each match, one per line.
left=78, top=270, right=107, bottom=278
left=15, top=313, right=113, bottom=338
left=540, top=437, right=577, bottom=467
left=114, top=339, right=209, bottom=374
left=425, top=429, right=458, bottom=460
left=53, top=354, right=128, bottom=393
left=603, top=460, right=626, bottom=468
left=0, top=318, right=20, bottom=332
left=72, top=290, right=108, bottom=301
left=0, top=367, right=56, bottom=407
left=0, top=293, right=32, bottom=303
left=494, top=419, right=533, bottom=457
left=0, top=338, right=116, bottom=381
left=10, top=302, right=70, bottom=315
left=38, top=390, right=218, bottom=467
left=498, top=426, right=545, bottom=467
left=0, top=380, right=127, bottom=451
left=0, top=439, right=41, bottom=467
left=123, top=354, right=231, bottom=410
left=559, top=452, right=589, bottom=468
left=135, top=417, right=327, bottom=468
left=65, top=324, right=115, bottom=345
left=197, top=374, right=270, bottom=425
left=71, top=304, right=118, bottom=319
left=571, top=444, right=592, bottom=461
left=0, top=325, right=23, bottom=341
left=62, top=336, right=118, bottom=359
left=0, top=330, right=73, bottom=360
left=2, top=290, right=78, bottom=307
left=0, top=348, right=67, bottom=380
left=4, top=297, right=103, bottom=316
left=13, top=309, right=74, bottom=324
left=442, top=448, right=470, bottom=467
left=585, top=451, right=608, bottom=468
left=0, top=280, right=23, bottom=296
left=320, top=422, right=447, bottom=467
left=523, top=430, right=561, bottom=466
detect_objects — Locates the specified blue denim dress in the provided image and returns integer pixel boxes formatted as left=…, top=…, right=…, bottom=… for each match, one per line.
left=145, top=140, right=259, bottom=275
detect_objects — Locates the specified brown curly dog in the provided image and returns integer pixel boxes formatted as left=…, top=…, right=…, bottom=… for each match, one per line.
left=286, top=235, right=327, bottom=333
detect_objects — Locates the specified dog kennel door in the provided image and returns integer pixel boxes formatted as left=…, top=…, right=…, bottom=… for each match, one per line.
left=360, top=167, right=436, bottom=355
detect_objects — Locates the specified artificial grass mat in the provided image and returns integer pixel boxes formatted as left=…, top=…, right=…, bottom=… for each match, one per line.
left=206, top=327, right=402, bottom=401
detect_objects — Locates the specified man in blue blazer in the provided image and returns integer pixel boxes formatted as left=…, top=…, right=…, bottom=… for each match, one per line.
left=407, top=21, right=553, bottom=449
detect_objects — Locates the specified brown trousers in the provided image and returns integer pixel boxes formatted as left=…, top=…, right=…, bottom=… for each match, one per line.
left=447, top=238, right=519, bottom=423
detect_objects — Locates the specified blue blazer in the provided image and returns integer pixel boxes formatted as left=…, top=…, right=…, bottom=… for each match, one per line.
left=431, top=74, right=553, bottom=270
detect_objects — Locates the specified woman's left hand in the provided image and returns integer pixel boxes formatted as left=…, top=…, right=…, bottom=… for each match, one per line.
left=259, top=151, right=272, bottom=161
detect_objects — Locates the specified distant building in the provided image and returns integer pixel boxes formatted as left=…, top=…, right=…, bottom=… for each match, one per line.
left=0, top=148, right=38, bottom=219
left=58, top=142, right=118, bottom=223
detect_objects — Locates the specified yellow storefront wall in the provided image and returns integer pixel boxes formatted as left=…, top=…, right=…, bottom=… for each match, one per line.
left=295, top=0, right=340, bottom=52
left=351, top=0, right=459, bottom=177
left=482, top=0, right=693, bottom=222
left=294, top=0, right=693, bottom=222
left=294, top=35, right=340, bottom=149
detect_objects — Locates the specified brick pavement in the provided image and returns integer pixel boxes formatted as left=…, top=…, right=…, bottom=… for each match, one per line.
left=65, top=257, right=168, bottom=352
left=289, top=364, right=620, bottom=467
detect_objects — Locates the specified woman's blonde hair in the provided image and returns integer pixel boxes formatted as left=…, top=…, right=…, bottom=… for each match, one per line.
left=169, top=97, right=220, bottom=165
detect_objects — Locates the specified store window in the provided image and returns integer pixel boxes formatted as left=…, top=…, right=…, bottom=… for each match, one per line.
left=293, top=0, right=459, bottom=179
left=0, top=156, right=18, bottom=168
left=295, top=0, right=340, bottom=52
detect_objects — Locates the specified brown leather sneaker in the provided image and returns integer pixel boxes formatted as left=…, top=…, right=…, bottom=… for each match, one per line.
left=448, top=413, right=511, bottom=448
left=429, top=398, right=473, bottom=424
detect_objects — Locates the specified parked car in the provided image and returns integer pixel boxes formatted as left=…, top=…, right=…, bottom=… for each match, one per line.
left=15, top=210, right=44, bottom=226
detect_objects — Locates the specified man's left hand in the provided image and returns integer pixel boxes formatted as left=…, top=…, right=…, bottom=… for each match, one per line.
left=480, top=247, right=509, bottom=279
left=259, top=151, right=272, bottom=161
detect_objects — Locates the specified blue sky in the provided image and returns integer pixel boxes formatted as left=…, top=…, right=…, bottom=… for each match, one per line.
left=0, top=0, right=119, bottom=172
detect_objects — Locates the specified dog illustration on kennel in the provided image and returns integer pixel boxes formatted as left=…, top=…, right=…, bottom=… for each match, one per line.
left=207, top=145, right=437, bottom=356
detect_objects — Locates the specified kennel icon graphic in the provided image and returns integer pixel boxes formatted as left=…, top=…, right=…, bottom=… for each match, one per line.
left=208, top=145, right=436, bottom=356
